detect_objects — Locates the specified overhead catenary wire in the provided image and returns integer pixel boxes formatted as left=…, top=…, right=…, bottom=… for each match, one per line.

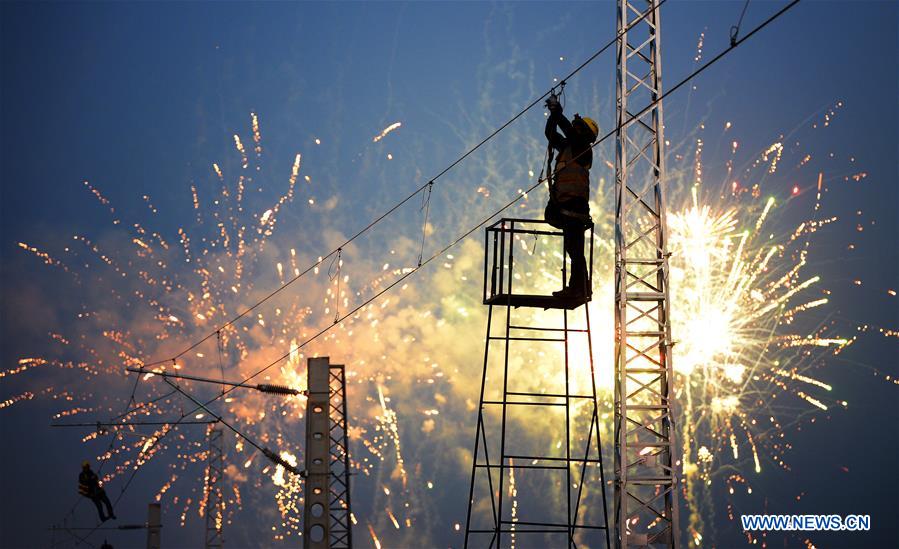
left=110, top=389, right=177, bottom=422
left=330, top=248, right=342, bottom=323
left=49, top=524, right=157, bottom=531
left=418, top=181, right=434, bottom=267
left=139, top=0, right=668, bottom=369
left=731, top=0, right=752, bottom=46
left=52, top=420, right=219, bottom=428
left=160, top=0, right=802, bottom=421
left=51, top=528, right=96, bottom=549
left=108, top=409, right=195, bottom=507
left=216, top=330, right=226, bottom=395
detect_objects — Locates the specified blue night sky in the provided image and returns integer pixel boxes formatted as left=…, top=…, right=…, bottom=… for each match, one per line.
left=1, top=2, right=896, bottom=548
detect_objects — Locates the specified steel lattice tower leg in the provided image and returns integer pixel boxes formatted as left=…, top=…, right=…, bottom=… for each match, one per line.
left=464, top=219, right=610, bottom=549
left=328, top=363, right=353, bottom=549
left=205, top=425, right=225, bottom=549
left=614, top=1, right=680, bottom=547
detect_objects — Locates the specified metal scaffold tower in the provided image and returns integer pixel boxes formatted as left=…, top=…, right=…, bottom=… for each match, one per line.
left=464, top=218, right=610, bottom=549
left=614, top=0, right=680, bottom=547
left=205, top=425, right=225, bottom=549
left=304, top=357, right=353, bottom=549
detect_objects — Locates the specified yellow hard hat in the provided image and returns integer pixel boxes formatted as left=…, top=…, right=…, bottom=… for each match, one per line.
left=580, top=116, right=599, bottom=141
left=82, top=460, right=91, bottom=469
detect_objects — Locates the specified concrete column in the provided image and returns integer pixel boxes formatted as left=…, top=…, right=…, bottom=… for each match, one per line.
left=146, top=503, right=161, bottom=549
left=303, top=357, right=331, bottom=549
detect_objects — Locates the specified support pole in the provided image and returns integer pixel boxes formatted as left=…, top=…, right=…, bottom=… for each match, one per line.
left=146, top=503, right=161, bottom=549
left=304, top=357, right=331, bottom=549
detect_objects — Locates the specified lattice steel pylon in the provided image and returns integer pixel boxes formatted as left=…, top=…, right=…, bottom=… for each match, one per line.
left=327, top=362, right=353, bottom=548
left=204, top=425, right=225, bottom=549
left=304, top=357, right=353, bottom=549
left=614, top=0, right=680, bottom=547
left=464, top=218, right=610, bottom=549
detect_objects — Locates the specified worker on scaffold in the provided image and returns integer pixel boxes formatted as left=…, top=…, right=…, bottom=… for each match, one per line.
left=544, top=91, right=599, bottom=299
left=79, top=460, right=117, bottom=522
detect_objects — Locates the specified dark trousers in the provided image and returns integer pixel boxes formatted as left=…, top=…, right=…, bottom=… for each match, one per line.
left=564, top=223, right=588, bottom=290
left=91, top=490, right=115, bottom=521
left=545, top=198, right=590, bottom=292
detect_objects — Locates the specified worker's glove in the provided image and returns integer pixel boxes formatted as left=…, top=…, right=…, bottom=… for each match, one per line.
left=545, top=93, right=562, bottom=113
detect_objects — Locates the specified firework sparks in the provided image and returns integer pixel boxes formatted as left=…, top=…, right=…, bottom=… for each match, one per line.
left=6, top=90, right=891, bottom=549
left=372, top=122, right=402, bottom=143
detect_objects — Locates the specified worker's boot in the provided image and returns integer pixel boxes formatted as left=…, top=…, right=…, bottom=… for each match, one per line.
left=552, top=286, right=572, bottom=298
left=567, top=264, right=590, bottom=299
left=552, top=270, right=589, bottom=300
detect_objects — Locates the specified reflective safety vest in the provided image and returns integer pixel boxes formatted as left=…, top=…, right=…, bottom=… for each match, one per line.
left=79, top=470, right=100, bottom=498
left=552, top=145, right=590, bottom=203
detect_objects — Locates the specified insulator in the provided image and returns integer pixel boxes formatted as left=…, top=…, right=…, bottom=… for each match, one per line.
left=262, top=447, right=302, bottom=476
left=256, top=383, right=301, bottom=395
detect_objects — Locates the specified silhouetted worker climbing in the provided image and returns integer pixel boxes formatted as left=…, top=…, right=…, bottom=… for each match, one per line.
left=544, top=91, right=599, bottom=299
left=79, top=461, right=116, bottom=522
